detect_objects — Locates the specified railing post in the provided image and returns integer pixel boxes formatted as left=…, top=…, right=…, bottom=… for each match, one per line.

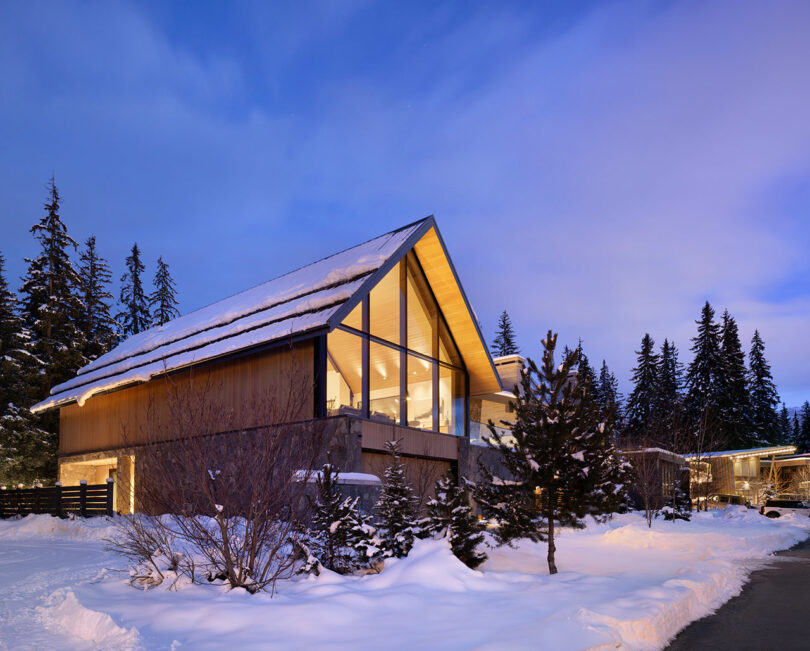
left=105, top=477, right=114, bottom=517
left=79, top=480, right=87, bottom=518
left=55, top=482, right=63, bottom=518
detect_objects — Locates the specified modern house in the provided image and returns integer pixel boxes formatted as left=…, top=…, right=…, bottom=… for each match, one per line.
left=622, top=448, right=690, bottom=510
left=32, top=217, right=510, bottom=513
left=760, top=453, right=810, bottom=500
left=684, top=445, right=797, bottom=505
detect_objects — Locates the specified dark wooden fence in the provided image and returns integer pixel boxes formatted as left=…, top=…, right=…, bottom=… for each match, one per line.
left=0, top=479, right=114, bottom=519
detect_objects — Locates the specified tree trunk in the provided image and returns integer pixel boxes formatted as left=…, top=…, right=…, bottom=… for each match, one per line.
left=546, top=508, right=558, bottom=575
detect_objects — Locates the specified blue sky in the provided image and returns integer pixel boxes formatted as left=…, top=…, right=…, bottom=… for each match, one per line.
left=1, top=0, right=809, bottom=405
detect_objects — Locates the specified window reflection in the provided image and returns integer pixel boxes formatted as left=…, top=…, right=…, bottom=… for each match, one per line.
left=439, top=365, right=465, bottom=435
left=326, top=329, right=363, bottom=416
left=369, top=265, right=401, bottom=346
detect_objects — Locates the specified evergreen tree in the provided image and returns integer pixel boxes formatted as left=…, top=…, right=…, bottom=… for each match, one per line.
left=685, top=302, right=722, bottom=426
left=777, top=404, right=791, bottom=446
left=19, top=178, right=87, bottom=396
left=747, top=330, right=780, bottom=445
left=655, top=339, right=684, bottom=434
left=625, top=334, right=660, bottom=441
left=793, top=412, right=801, bottom=447
left=491, top=310, right=519, bottom=357
left=474, top=331, right=631, bottom=575
left=118, top=243, right=151, bottom=336
left=149, top=256, right=179, bottom=326
left=309, top=464, right=361, bottom=573
left=574, top=340, right=597, bottom=390
left=423, top=473, right=486, bottom=569
left=595, top=360, right=621, bottom=413
left=375, top=440, right=419, bottom=558
left=16, top=179, right=86, bottom=482
left=78, top=236, right=117, bottom=360
left=717, top=311, right=751, bottom=448
left=797, top=402, right=810, bottom=454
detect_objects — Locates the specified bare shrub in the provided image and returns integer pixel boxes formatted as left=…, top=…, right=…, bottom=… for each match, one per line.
left=628, top=443, right=663, bottom=528
left=109, top=345, right=327, bottom=594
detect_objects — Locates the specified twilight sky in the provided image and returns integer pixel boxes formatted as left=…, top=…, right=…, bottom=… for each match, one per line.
left=1, top=1, right=809, bottom=405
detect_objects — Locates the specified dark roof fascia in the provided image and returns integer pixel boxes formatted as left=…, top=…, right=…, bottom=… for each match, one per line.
left=326, top=216, right=435, bottom=330
left=51, top=327, right=328, bottom=411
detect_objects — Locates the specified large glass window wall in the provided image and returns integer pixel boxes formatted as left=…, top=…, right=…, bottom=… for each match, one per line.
left=325, top=253, right=467, bottom=435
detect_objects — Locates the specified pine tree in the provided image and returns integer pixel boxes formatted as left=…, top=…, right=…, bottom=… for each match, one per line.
left=777, top=404, right=791, bottom=446
left=625, top=334, right=660, bottom=441
left=16, top=179, right=86, bottom=482
left=78, top=236, right=117, bottom=360
left=375, top=440, right=419, bottom=558
left=309, top=464, right=360, bottom=573
left=574, top=341, right=597, bottom=390
left=149, top=256, right=179, bottom=326
left=797, top=402, right=810, bottom=454
left=655, top=339, right=683, bottom=437
left=118, top=243, right=151, bottom=336
left=423, top=473, right=486, bottom=569
left=747, top=330, right=780, bottom=445
left=19, top=178, right=87, bottom=396
left=717, top=311, right=751, bottom=448
left=491, top=310, right=519, bottom=358
left=793, top=412, right=801, bottom=447
left=685, top=302, right=722, bottom=427
left=595, top=360, right=621, bottom=413
left=474, top=331, right=631, bottom=575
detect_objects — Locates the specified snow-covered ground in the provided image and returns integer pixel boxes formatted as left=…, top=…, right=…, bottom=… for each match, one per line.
left=1, top=508, right=808, bottom=651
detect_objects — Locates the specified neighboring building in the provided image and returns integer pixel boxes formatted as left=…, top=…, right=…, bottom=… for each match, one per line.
left=760, top=453, right=810, bottom=501
left=32, top=217, right=508, bottom=513
left=684, top=445, right=797, bottom=505
left=622, top=448, right=690, bottom=511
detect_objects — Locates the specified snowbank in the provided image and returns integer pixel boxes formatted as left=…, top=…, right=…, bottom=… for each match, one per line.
left=0, top=508, right=807, bottom=650
left=0, top=513, right=118, bottom=541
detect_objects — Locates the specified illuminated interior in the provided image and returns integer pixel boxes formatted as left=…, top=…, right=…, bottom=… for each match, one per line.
left=325, top=252, right=467, bottom=434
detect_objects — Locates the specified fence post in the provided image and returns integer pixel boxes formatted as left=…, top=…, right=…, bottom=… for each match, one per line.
left=34, top=483, right=40, bottom=514
left=55, top=482, right=63, bottom=518
left=0, top=485, right=5, bottom=519
left=79, top=480, right=87, bottom=518
left=16, top=484, right=23, bottom=516
left=105, top=477, right=114, bottom=517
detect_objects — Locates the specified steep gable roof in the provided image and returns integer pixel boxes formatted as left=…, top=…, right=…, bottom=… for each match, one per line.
left=32, top=216, right=500, bottom=413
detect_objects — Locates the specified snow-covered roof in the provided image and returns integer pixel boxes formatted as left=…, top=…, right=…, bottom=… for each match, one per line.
left=32, top=220, right=427, bottom=413
left=684, top=445, right=797, bottom=460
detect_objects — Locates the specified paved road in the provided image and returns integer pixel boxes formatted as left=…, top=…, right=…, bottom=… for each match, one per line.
left=666, top=536, right=810, bottom=651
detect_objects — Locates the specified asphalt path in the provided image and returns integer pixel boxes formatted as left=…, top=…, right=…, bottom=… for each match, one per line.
left=665, top=534, right=810, bottom=651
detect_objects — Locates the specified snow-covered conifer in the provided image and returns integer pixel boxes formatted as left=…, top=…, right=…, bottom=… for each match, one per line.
left=78, top=236, right=118, bottom=359
left=375, top=440, right=419, bottom=558
left=149, top=256, right=179, bottom=326
left=475, top=331, right=630, bottom=575
left=309, top=464, right=359, bottom=573
left=118, top=243, right=151, bottom=335
left=797, top=402, right=810, bottom=454
left=423, top=473, right=486, bottom=569
left=685, top=302, right=722, bottom=426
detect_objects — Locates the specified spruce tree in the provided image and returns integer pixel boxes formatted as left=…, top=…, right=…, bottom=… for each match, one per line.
left=574, top=341, right=597, bottom=390
left=625, top=334, right=660, bottom=441
left=655, top=339, right=684, bottom=440
left=19, top=178, right=87, bottom=396
left=474, top=331, right=631, bottom=575
left=717, top=311, right=752, bottom=449
left=595, top=360, right=621, bottom=412
left=491, top=310, right=519, bottom=357
left=118, top=243, right=151, bottom=336
left=797, top=402, right=810, bottom=454
left=149, top=256, right=179, bottom=326
left=16, top=179, right=85, bottom=482
left=375, top=440, right=419, bottom=558
left=309, top=464, right=360, bottom=573
left=777, top=404, right=791, bottom=446
left=685, top=302, right=722, bottom=427
left=747, top=330, right=780, bottom=445
left=423, top=473, right=486, bottom=569
left=793, top=412, right=801, bottom=447
left=78, top=236, right=117, bottom=360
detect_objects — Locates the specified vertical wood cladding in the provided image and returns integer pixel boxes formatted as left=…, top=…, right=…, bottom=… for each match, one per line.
left=59, top=342, right=314, bottom=456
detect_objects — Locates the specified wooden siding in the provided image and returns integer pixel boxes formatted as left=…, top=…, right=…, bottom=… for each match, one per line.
left=413, top=227, right=500, bottom=395
left=359, top=419, right=458, bottom=460
left=59, top=342, right=314, bottom=456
